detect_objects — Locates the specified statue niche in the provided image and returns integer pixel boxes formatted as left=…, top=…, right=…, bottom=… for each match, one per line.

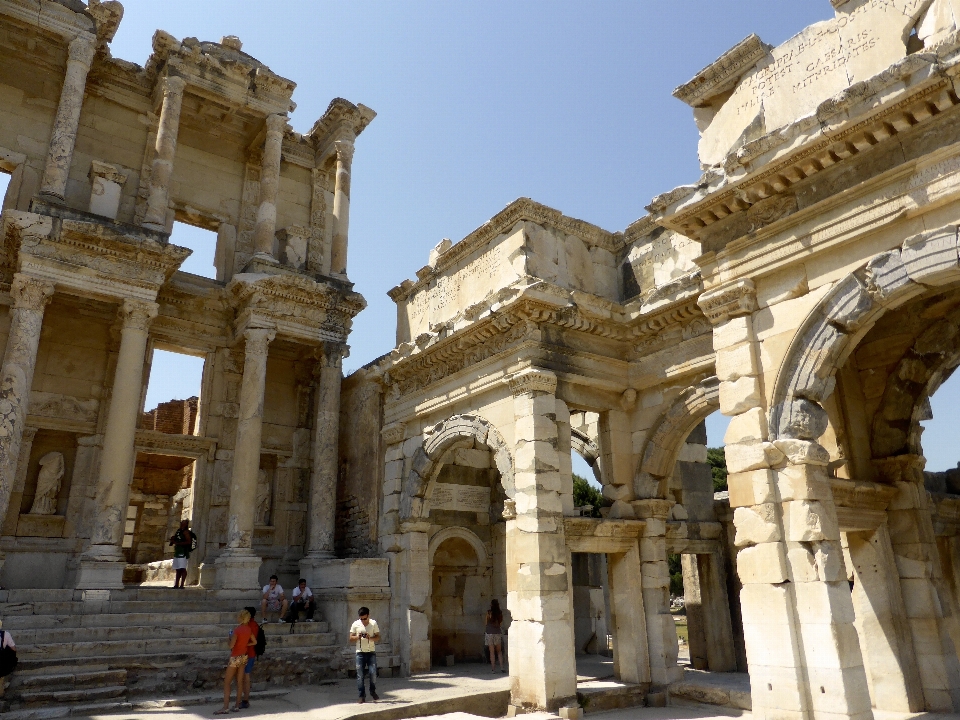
left=255, top=468, right=272, bottom=526
left=28, top=451, right=65, bottom=515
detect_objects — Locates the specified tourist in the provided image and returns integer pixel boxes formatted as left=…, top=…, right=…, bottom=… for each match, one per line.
left=284, top=578, right=316, bottom=623
left=0, top=622, right=17, bottom=696
left=240, top=606, right=259, bottom=709
left=484, top=599, right=505, bottom=673
left=260, top=575, right=288, bottom=622
left=215, top=609, right=254, bottom=714
left=168, top=519, right=194, bottom=589
left=349, top=606, right=380, bottom=703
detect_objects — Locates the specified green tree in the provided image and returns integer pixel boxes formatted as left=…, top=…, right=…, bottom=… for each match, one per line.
left=707, top=447, right=728, bottom=492
left=572, top=474, right=603, bottom=518
left=668, top=553, right=684, bottom=597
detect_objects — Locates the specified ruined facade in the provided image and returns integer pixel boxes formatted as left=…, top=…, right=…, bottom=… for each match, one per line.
left=8, top=1, right=960, bottom=719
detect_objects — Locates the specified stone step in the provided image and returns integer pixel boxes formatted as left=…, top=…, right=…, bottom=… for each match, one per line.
left=15, top=620, right=330, bottom=644
left=17, top=685, right=126, bottom=707
left=0, top=600, right=236, bottom=616
left=6, top=668, right=126, bottom=691
left=18, top=631, right=337, bottom=660
left=2, top=610, right=325, bottom=630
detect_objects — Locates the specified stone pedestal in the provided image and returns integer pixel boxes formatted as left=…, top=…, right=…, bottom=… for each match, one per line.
left=214, top=328, right=274, bottom=590
left=39, top=34, right=96, bottom=199
left=301, top=343, right=343, bottom=574
left=76, top=559, right=125, bottom=590
left=143, top=75, right=187, bottom=230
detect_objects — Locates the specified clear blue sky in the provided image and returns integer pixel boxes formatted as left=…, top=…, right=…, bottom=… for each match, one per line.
left=35, top=2, right=960, bottom=471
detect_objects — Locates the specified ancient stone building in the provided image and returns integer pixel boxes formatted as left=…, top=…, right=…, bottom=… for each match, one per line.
left=339, top=0, right=960, bottom=717
left=0, top=0, right=373, bottom=599
left=8, top=1, right=960, bottom=719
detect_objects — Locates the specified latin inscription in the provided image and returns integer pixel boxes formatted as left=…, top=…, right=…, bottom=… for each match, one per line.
left=428, top=483, right=491, bottom=513
left=408, top=243, right=505, bottom=323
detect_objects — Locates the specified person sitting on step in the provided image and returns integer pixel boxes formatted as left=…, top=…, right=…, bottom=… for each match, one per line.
left=260, top=575, right=288, bottom=622
left=284, top=578, right=316, bottom=623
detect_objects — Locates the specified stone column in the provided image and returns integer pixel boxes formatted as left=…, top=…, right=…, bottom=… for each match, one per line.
left=700, top=281, right=873, bottom=720
left=876, top=455, right=960, bottom=711
left=330, top=140, right=354, bottom=276
left=632, top=498, right=682, bottom=686
left=142, top=75, right=187, bottom=230
left=39, top=34, right=97, bottom=200
left=300, top=342, right=343, bottom=580
left=77, top=299, right=158, bottom=589
left=505, top=368, right=577, bottom=713
left=0, top=276, right=55, bottom=542
left=847, top=524, right=924, bottom=713
left=397, top=526, right=431, bottom=674
left=215, top=328, right=275, bottom=590
left=252, top=114, right=287, bottom=259
left=607, top=541, right=651, bottom=685
left=687, top=552, right=737, bottom=672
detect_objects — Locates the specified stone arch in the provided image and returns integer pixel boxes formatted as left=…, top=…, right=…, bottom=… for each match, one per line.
left=570, top=427, right=603, bottom=485
left=428, top=526, right=489, bottom=567
left=769, top=225, right=960, bottom=442
left=636, top=376, right=720, bottom=499
left=400, top=413, right=514, bottom=522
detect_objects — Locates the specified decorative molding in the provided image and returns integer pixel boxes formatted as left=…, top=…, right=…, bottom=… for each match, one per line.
left=697, top=279, right=757, bottom=324
left=380, top=422, right=405, bottom=446
left=119, top=298, right=159, bottom=332
left=10, top=274, right=55, bottom=312
left=673, top=34, right=767, bottom=108
left=506, top=368, right=557, bottom=397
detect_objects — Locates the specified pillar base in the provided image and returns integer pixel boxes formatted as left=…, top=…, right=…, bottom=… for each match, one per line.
left=75, top=560, right=125, bottom=590
left=214, top=550, right=262, bottom=591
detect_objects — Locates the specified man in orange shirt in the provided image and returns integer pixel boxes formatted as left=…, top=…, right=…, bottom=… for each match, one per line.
left=241, top=606, right=260, bottom=709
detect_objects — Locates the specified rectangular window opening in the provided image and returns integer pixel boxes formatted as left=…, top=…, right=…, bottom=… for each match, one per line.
left=143, top=348, right=205, bottom=436
left=170, top=220, right=218, bottom=280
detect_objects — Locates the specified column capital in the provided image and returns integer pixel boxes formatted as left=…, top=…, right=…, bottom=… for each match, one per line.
left=506, top=367, right=557, bottom=397
left=333, top=140, right=355, bottom=167
left=67, top=33, right=97, bottom=68
left=264, top=113, right=288, bottom=136
left=159, top=74, right=187, bottom=97
left=119, top=299, right=159, bottom=332
left=11, top=274, right=55, bottom=311
left=314, top=341, right=344, bottom=370
left=243, top=327, right=276, bottom=356
left=697, top=278, right=757, bottom=325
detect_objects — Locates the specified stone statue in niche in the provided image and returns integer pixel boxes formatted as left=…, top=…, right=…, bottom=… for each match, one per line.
left=255, top=469, right=272, bottom=526
left=28, top=451, right=64, bottom=515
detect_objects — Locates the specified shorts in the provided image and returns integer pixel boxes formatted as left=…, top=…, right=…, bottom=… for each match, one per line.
left=228, top=655, right=247, bottom=669
left=244, top=657, right=256, bottom=674
left=484, top=633, right=502, bottom=648
left=172, top=557, right=188, bottom=570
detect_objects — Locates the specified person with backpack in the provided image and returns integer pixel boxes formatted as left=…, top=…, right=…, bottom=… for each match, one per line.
left=215, top=609, right=255, bottom=714
left=240, top=606, right=264, bottom=709
left=0, top=621, right=17, bottom=696
left=168, top=520, right=195, bottom=589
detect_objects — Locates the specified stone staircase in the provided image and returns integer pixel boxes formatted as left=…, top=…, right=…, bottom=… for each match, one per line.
left=0, top=586, right=342, bottom=717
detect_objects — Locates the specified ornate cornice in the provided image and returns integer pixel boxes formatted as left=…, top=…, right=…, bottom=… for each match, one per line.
left=673, top=34, right=767, bottom=108
left=697, top=279, right=757, bottom=324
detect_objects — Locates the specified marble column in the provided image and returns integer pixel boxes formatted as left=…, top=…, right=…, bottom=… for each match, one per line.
left=143, top=75, right=187, bottom=231
left=0, top=275, right=55, bottom=543
left=39, top=34, right=97, bottom=200
left=77, top=299, right=158, bottom=589
left=505, top=368, right=578, bottom=713
left=607, top=542, right=651, bottom=685
left=329, top=140, right=354, bottom=276
left=252, top=114, right=287, bottom=259
left=215, top=327, right=275, bottom=590
left=300, top=342, right=343, bottom=581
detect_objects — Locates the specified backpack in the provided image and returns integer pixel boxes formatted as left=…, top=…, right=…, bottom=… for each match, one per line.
left=189, top=532, right=198, bottom=552
left=0, top=631, right=18, bottom=677
left=254, top=625, right=266, bottom=657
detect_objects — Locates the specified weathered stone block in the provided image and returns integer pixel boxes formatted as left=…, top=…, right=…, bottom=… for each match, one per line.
left=773, top=439, right=830, bottom=466
left=719, top=376, right=762, bottom=415
left=728, top=469, right=777, bottom=507
left=737, top=542, right=788, bottom=584
left=776, top=464, right=830, bottom=502
left=716, top=342, right=758, bottom=382
left=725, top=441, right=785, bottom=474
left=773, top=398, right=828, bottom=441
left=864, top=249, right=914, bottom=306
left=733, top=503, right=781, bottom=546
left=822, top=274, right=874, bottom=332
left=454, top=447, right=490, bottom=469
left=725, top=407, right=768, bottom=444
left=901, top=226, right=960, bottom=286
left=784, top=500, right=838, bottom=542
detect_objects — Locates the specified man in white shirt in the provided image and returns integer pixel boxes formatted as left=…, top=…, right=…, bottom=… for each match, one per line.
left=260, top=575, right=288, bottom=622
left=285, top=578, right=316, bottom=622
left=349, top=607, right=380, bottom=703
